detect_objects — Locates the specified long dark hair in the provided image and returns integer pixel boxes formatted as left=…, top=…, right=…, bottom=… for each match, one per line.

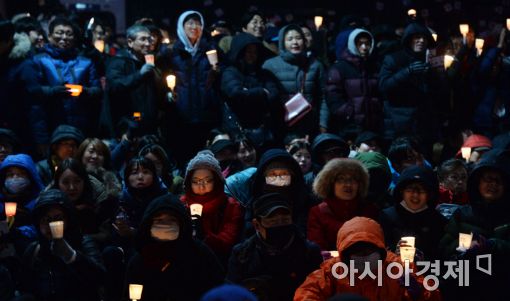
left=123, top=156, right=158, bottom=188
left=51, top=158, right=94, bottom=204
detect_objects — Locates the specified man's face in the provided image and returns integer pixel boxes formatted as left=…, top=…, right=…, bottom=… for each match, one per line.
left=54, top=139, right=77, bottom=160
left=128, top=31, right=151, bottom=56
left=356, top=36, right=372, bottom=58
left=410, top=34, right=427, bottom=53
left=49, top=25, right=75, bottom=50
left=243, top=15, right=265, bottom=38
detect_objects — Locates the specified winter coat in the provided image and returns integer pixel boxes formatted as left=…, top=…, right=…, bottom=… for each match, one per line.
left=378, top=23, right=446, bottom=140
left=21, top=44, right=101, bottom=143
left=169, top=38, right=222, bottom=125
left=227, top=227, right=322, bottom=301
left=106, top=48, right=167, bottom=134
left=0, top=33, right=33, bottom=144
left=221, top=33, right=280, bottom=129
left=0, top=154, right=45, bottom=226
left=308, top=197, right=379, bottom=251
left=262, top=24, right=328, bottom=136
left=126, top=194, right=224, bottom=301
left=295, top=217, right=442, bottom=301
left=326, top=29, right=383, bottom=138
left=379, top=203, right=446, bottom=260
left=181, top=189, right=243, bottom=263
left=18, top=189, right=105, bottom=301
left=231, top=149, right=309, bottom=238
left=35, top=125, right=84, bottom=186
left=439, top=150, right=510, bottom=300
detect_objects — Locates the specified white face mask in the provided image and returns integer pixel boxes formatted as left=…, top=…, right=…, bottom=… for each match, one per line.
left=351, top=251, right=381, bottom=274
left=265, top=175, right=291, bottom=187
left=151, top=223, right=179, bottom=241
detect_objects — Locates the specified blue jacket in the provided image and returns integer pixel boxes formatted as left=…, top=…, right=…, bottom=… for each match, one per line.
left=22, top=45, right=101, bottom=143
left=170, top=39, right=221, bottom=125
left=0, top=154, right=45, bottom=217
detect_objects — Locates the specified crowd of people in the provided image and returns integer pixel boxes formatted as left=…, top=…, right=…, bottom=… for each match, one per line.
left=0, top=1, right=510, bottom=300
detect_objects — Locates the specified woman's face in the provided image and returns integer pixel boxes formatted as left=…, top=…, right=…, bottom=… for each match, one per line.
left=184, top=18, right=202, bottom=45
left=82, top=143, right=105, bottom=171
left=401, top=182, right=429, bottom=211
left=301, top=26, right=313, bottom=49
left=292, top=148, right=311, bottom=174
left=334, top=173, right=359, bottom=201
left=128, top=165, right=154, bottom=189
left=191, top=169, right=215, bottom=196
left=243, top=15, right=265, bottom=38
left=238, top=141, right=256, bottom=167
left=284, top=29, right=304, bottom=54
left=478, top=170, right=505, bottom=202
left=58, top=169, right=84, bottom=202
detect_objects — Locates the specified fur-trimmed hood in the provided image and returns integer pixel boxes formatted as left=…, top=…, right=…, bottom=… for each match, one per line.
left=8, top=32, right=32, bottom=60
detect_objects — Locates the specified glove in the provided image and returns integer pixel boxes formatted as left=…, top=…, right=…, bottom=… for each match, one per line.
left=51, top=239, right=77, bottom=264
left=140, top=63, right=155, bottom=77
left=43, top=85, right=72, bottom=97
left=407, top=61, right=430, bottom=75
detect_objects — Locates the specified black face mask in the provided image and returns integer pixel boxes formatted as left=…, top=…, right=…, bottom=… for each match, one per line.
left=263, top=224, right=295, bottom=249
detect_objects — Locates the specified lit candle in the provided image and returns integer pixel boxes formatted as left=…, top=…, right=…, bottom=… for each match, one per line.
left=94, top=40, right=105, bottom=53
left=162, top=38, right=170, bottom=44
left=4, top=202, right=16, bottom=217
left=206, top=50, right=218, bottom=66
left=400, top=246, right=416, bottom=263
left=475, top=38, right=484, bottom=56
left=314, top=16, right=323, bottom=30
left=461, top=147, right=471, bottom=162
left=190, top=203, right=203, bottom=219
left=444, top=55, right=454, bottom=70
left=401, top=236, right=415, bottom=248
left=166, top=75, right=176, bottom=90
left=407, top=9, right=417, bottom=18
left=129, top=284, right=143, bottom=301
left=432, top=33, right=438, bottom=42
left=133, top=112, right=141, bottom=121
left=458, top=232, right=473, bottom=250
left=507, top=18, right=510, bottom=31
left=459, top=24, right=469, bottom=44
left=64, top=84, right=83, bottom=97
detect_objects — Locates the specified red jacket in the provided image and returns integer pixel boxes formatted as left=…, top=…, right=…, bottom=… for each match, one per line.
left=307, top=197, right=379, bottom=250
left=437, top=185, right=469, bottom=205
left=181, top=190, right=243, bottom=258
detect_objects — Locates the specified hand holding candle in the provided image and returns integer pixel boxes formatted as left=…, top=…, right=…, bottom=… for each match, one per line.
left=64, top=84, right=83, bottom=97
left=314, top=16, right=323, bottom=30
left=459, top=24, right=469, bottom=44
left=166, top=75, right=176, bottom=90
left=400, top=246, right=416, bottom=263
left=94, top=40, right=105, bottom=53
left=461, top=147, right=471, bottom=162
left=475, top=38, right=484, bottom=56
left=407, top=9, right=417, bottom=18
left=206, top=50, right=218, bottom=66
left=190, top=203, right=203, bottom=220
left=144, top=54, right=155, bottom=65
left=457, top=232, right=473, bottom=252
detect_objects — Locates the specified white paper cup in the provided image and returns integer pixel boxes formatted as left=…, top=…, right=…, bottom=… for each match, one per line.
left=461, top=147, right=471, bottom=162
left=400, top=246, right=416, bottom=263
left=314, top=16, right=323, bottom=30
left=129, top=284, right=143, bottom=300
left=459, top=232, right=473, bottom=250
left=4, top=202, right=17, bottom=217
left=190, top=203, right=203, bottom=217
left=206, top=50, right=218, bottom=66
left=49, top=221, right=64, bottom=239
left=166, top=75, right=176, bottom=90
left=330, top=251, right=339, bottom=257
left=401, top=236, right=415, bottom=248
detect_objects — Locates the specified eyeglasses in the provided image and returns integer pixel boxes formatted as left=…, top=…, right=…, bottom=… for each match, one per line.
left=191, top=178, right=214, bottom=186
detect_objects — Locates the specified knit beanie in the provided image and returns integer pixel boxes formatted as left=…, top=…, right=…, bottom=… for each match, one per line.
left=185, top=150, right=224, bottom=185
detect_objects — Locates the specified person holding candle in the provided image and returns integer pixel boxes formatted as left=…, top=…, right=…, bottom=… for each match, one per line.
left=439, top=150, right=510, bottom=301
left=454, top=134, right=492, bottom=164
left=167, top=10, right=223, bottom=169
left=221, top=32, right=280, bottom=149
left=21, top=17, right=102, bottom=151
left=125, top=193, right=224, bottom=301
left=379, top=165, right=447, bottom=260
left=295, top=216, right=441, bottom=301
left=17, top=189, right=104, bottom=301
left=180, top=150, right=243, bottom=265
left=379, top=22, right=446, bottom=159
left=0, top=154, right=44, bottom=227
left=107, top=24, right=167, bottom=137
